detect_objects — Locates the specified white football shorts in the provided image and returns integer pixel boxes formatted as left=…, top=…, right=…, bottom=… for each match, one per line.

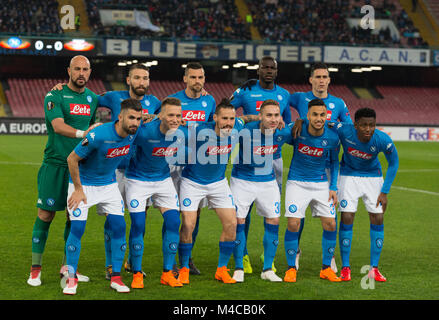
left=179, top=177, right=235, bottom=211
left=273, top=157, right=283, bottom=188
left=337, top=175, right=384, bottom=214
left=125, top=177, right=179, bottom=212
left=67, top=182, right=124, bottom=221
left=170, top=165, right=207, bottom=208
left=284, top=180, right=336, bottom=219
left=230, top=177, right=281, bottom=219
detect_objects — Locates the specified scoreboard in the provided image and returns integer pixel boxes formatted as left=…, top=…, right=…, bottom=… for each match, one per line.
left=0, top=36, right=97, bottom=56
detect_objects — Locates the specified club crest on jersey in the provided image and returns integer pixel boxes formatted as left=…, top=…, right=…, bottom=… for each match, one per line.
left=329, top=103, right=335, bottom=109
left=370, top=146, right=376, bottom=152
left=321, top=140, right=328, bottom=147
left=202, top=101, right=207, bottom=108
left=277, top=95, right=283, bottom=101
left=70, top=104, right=91, bottom=116
left=106, top=145, right=130, bottom=158
left=347, top=147, right=372, bottom=160
left=183, top=110, right=205, bottom=121
left=87, top=96, right=92, bottom=103
left=298, top=143, right=323, bottom=157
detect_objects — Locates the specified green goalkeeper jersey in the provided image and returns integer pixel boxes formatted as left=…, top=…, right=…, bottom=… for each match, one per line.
left=43, top=84, right=98, bottom=166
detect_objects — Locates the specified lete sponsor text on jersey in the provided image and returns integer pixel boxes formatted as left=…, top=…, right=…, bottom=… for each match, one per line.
left=206, top=144, right=232, bottom=155
left=106, top=145, right=130, bottom=158
left=70, top=104, right=91, bottom=116
left=152, top=147, right=178, bottom=157
left=182, top=110, right=205, bottom=121
left=347, top=147, right=372, bottom=160
left=298, top=143, right=323, bottom=157
left=253, top=145, right=278, bottom=155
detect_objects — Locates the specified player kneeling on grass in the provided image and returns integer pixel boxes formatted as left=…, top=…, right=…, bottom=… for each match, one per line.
left=332, top=107, right=399, bottom=282
left=124, top=97, right=187, bottom=288
left=63, top=98, right=142, bottom=295
left=231, top=99, right=292, bottom=283
left=283, top=99, right=341, bottom=283
left=177, top=99, right=259, bottom=285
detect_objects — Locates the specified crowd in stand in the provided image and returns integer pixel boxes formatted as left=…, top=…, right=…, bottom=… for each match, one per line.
left=0, top=0, right=63, bottom=35
left=0, top=0, right=427, bottom=47
left=247, top=0, right=427, bottom=47
left=87, top=0, right=251, bottom=41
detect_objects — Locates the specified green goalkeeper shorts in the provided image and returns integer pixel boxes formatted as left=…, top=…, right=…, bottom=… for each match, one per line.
left=36, top=162, right=70, bottom=212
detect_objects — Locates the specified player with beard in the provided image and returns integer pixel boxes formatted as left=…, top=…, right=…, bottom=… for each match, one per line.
left=63, top=98, right=142, bottom=295
left=177, top=99, right=259, bottom=285
left=169, top=62, right=216, bottom=276
left=28, top=55, right=100, bottom=286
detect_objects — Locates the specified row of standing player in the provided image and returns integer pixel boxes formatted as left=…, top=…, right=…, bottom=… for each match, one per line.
left=27, top=56, right=398, bottom=294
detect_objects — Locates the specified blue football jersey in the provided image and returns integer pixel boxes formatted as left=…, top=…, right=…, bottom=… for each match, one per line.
left=98, top=90, right=161, bottom=121
left=334, top=122, right=399, bottom=194
left=232, top=121, right=293, bottom=182
left=287, top=122, right=340, bottom=191
left=125, top=119, right=188, bottom=182
left=230, top=80, right=291, bottom=159
left=72, top=121, right=138, bottom=186
left=289, top=91, right=352, bottom=123
left=182, top=118, right=245, bottom=185
left=169, top=90, right=216, bottom=125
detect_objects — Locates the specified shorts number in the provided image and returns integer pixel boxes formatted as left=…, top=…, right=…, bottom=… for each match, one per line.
left=275, top=202, right=280, bottom=214
left=228, top=194, right=235, bottom=206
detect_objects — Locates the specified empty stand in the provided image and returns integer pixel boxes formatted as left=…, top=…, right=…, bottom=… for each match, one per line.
left=5, top=78, right=106, bottom=118
left=4, top=78, right=439, bottom=125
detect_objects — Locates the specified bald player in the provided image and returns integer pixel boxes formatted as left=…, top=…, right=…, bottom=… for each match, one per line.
left=28, top=55, right=100, bottom=286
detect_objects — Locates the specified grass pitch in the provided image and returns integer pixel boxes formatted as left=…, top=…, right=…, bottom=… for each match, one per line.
left=0, top=135, right=438, bottom=301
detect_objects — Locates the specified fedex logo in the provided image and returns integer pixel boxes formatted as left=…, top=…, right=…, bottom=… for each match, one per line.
left=298, top=143, right=323, bottom=157
left=206, top=144, right=232, bottom=155
left=106, top=145, right=130, bottom=158
left=70, top=104, right=91, bottom=116
left=409, top=128, right=439, bottom=141
left=347, top=147, right=372, bottom=160
left=253, top=145, right=278, bottom=155
left=152, top=147, right=178, bottom=157
left=183, top=110, right=206, bottom=121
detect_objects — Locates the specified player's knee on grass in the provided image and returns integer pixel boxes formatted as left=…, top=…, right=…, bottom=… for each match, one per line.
left=369, top=212, right=383, bottom=226
left=37, top=208, right=55, bottom=223
left=341, top=212, right=355, bottom=225
left=287, top=217, right=301, bottom=232
left=321, top=217, right=336, bottom=232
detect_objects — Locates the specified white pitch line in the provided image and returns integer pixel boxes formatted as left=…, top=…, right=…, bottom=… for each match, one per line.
left=0, top=161, right=40, bottom=166
left=393, top=186, right=439, bottom=196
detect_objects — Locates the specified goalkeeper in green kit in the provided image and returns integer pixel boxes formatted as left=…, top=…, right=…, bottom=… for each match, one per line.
left=27, top=56, right=100, bottom=286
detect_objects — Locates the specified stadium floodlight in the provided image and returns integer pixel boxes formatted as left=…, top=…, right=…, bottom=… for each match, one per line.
left=181, top=64, right=187, bottom=68
left=222, top=65, right=230, bottom=69
left=118, top=62, right=127, bottom=66
left=370, top=66, right=382, bottom=71
left=232, top=63, right=241, bottom=68
left=132, top=60, right=138, bottom=63
left=361, top=67, right=373, bottom=72
left=126, top=61, right=132, bottom=65
left=328, top=67, right=338, bottom=72
left=351, top=68, right=362, bottom=73
left=246, top=65, right=259, bottom=70
left=150, top=60, right=158, bottom=65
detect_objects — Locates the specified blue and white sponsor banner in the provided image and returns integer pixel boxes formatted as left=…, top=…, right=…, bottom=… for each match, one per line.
left=324, top=46, right=430, bottom=66
left=433, top=50, right=439, bottom=66
left=104, top=39, right=323, bottom=62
